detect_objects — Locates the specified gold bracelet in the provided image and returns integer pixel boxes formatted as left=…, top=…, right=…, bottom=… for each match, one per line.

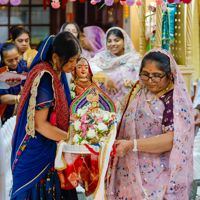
left=15, top=95, right=18, bottom=103
left=17, top=95, right=20, bottom=103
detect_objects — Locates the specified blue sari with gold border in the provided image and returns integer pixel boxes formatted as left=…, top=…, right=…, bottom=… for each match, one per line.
left=11, top=36, right=76, bottom=200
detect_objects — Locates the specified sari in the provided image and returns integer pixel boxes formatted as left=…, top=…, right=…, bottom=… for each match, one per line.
left=11, top=36, right=76, bottom=200
left=83, top=26, right=105, bottom=58
left=107, top=49, right=194, bottom=199
left=89, top=27, right=140, bottom=103
left=0, top=43, right=28, bottom=124
left=22, top=47, right=38, bottom=68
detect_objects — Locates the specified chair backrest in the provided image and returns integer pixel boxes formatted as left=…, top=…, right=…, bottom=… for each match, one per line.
left=1, top=116, right=16, bottom=200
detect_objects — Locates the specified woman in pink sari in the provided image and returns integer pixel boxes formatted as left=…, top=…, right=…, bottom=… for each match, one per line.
left=107, top=49, right=194, bottom=199
left=81, top=26, right=105, bottom=58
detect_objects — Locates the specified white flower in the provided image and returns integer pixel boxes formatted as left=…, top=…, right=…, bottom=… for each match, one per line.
left=81, top=140, right=89, bottom=145
left=70, top=91, right=76, bottom=100
left=103, top=112, right=110, bottom=123
left=87, top=128, right=96, bottom=139
left=73, top=120, right=82, bottom=131
left=77, top=107, right=88, bottom=118
left=69, top=83, right=76, bottom=91
left=97, top=123, right=108, bottom=133
left=73, top=134, right=81, bottom=143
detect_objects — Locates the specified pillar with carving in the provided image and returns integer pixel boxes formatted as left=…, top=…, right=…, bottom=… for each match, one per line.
left=139, top=0, right=146, bottom=58
left=155, top=5, right=162, bottom=49
left=186, top=2, right=192, bottom=66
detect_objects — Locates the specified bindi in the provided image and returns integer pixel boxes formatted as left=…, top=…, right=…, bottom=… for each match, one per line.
left=150, top=69, right=152, bottom=71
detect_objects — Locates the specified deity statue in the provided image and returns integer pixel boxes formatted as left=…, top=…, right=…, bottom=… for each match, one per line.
left=86, top=89, right=100, bottom=113
left=72, top=57, right=93, bottom=97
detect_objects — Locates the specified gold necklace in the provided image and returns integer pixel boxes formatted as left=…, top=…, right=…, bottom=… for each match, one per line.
left=77, top=78, right=88, bottom=81
left=148, top=81, right=173, bottom=105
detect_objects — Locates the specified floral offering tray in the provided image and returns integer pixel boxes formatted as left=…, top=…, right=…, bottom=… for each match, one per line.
left=55, top=83, right=117, bottom=200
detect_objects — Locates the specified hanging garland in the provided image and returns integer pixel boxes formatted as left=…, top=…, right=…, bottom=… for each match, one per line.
left=31, top=0, right=193, bottom=9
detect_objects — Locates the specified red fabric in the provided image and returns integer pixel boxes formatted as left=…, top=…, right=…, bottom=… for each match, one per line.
left=0, top=104, right=7, bottom=117
left=12, top=62, right=69, bottom=143
left=181, top=0, right=192, bottom=3
left=167, top=0, right=175, bottom=3
left=84, top=144, right=116, bottom=156
left=43, top=0, right=47, bottom=10
left=79, top=0, right=87, bottom=3
left=62, top=0, right=68, bottom=9
left=58, top=154, right=99, bottom=196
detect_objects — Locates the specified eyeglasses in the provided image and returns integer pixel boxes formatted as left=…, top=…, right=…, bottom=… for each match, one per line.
left=139, top=73, right=166, bottom=83
left=65, top=29, right=78, bottom=34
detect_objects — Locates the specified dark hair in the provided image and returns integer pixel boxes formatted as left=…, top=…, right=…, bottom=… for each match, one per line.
left=9, top=24, right=24, bottom=34
left=12, top=27, right=30, bottom=41
left=0, top=43, right=19, bottom=65
left=79, top=23, right=89, bottom=33
left=141, top=52, right=171, bottom=79
left=46, top=32, right=81, bottom=71
left=107, top=29, right=124, bottom=40
left=61, top=22, right=80, bottom=39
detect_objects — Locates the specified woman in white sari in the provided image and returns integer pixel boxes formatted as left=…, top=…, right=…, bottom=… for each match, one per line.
left=89, top=27, right=140, bottom=103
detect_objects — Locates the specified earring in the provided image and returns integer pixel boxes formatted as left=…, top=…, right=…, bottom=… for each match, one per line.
left=53, top=63, right=57, bottom=70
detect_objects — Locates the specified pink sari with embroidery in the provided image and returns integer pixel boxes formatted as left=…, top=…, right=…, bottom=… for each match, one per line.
left=107, top=49, right=194, bottom=200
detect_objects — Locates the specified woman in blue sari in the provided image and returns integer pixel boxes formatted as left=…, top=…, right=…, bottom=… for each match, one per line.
left=11, top=32, right=81, bottom=200
left=0, top=42, right=28, bottom=124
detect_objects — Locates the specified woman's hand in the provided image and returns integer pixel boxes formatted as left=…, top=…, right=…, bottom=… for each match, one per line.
left=114, top=140, right=134, bottom=157
left=105, top=75, right=118, bottom=95
left=123, top=78, right=132, bottom=87
left=115, top=101, right=121, bottom=112
left=0, top=94, right=20, bottom=105
left=35, top=107, right=69, bottom=141
left=194, top=109, right=200, bottom=126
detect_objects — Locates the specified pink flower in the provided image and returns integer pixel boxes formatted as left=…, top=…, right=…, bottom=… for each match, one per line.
left=17, top=151, right=21, bottom=156
left=96, top=118, right=103, bottom=123
left=82, top=130, right=87, bottom=138
left=80, top=124, right=88, bottom=131
left=90, top=125, right=94, bottom=129
left=156, top=0, right=163, bottom=5
left=81, top=114, right=88, bottom=123
left=51, top=2, right=60, bottom=9
left=136, top=0, right=142, bottom=6
left=90, top=0, right=96, bottom=4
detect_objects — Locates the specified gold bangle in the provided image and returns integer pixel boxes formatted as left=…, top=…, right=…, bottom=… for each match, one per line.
left=17, top=95, right=20, bottom=103
left=15, top=95, right=18, bottom=103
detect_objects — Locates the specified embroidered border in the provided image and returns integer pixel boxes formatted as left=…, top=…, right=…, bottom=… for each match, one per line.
left=25, top=70, right=56, bottom=138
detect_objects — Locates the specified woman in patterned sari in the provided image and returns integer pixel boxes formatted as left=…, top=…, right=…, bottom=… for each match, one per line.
left=107, top=49, right=194, bottom=199
left=89, top=27, right=140, bottom=103
left=11, top=32, right=81, bottom=200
